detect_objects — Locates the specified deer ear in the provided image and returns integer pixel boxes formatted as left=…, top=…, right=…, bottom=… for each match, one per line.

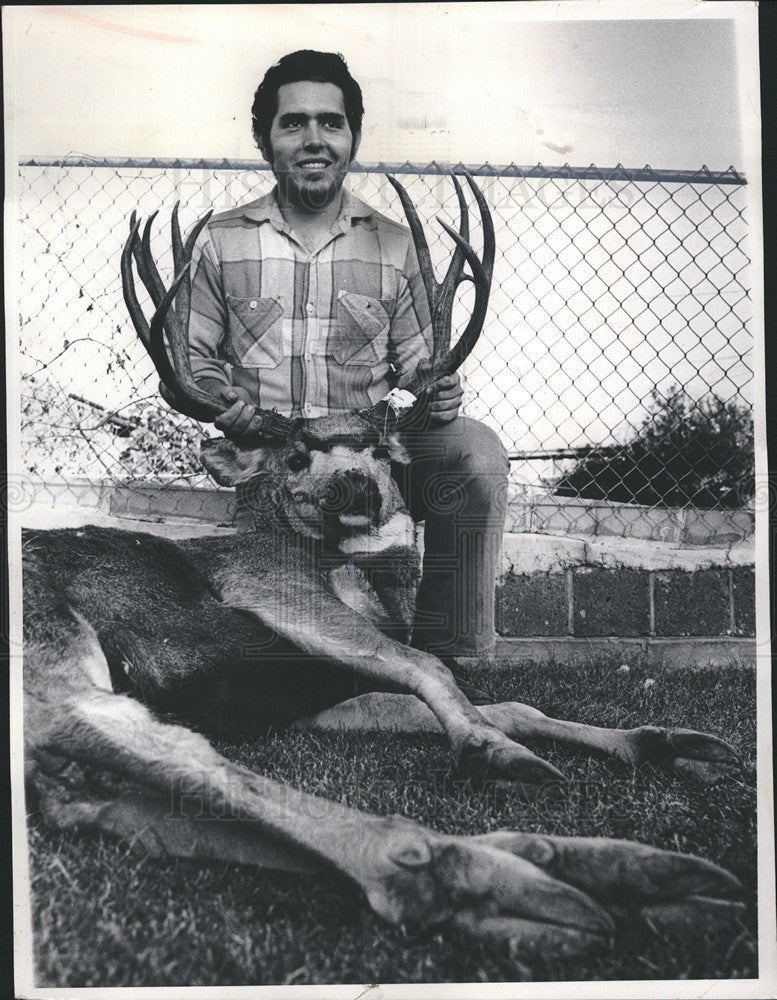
left=199, top=438, right=269, bottom=486
left=386, top=433, right=412, bottom=465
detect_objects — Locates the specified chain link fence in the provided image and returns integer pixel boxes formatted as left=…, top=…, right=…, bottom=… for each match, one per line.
left=16, top=158, right=753, bottom=538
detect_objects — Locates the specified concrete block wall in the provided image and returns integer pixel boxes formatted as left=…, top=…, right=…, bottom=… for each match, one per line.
left=496, top=534, right=756, bottom=639
left=506, top=491, right=754, bottom=545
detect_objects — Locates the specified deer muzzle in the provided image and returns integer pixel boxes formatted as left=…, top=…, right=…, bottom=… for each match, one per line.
left=320, top=470, right=383, bottom=528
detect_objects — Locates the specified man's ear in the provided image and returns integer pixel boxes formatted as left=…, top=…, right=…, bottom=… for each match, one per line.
left=200, top=438, right=269, bottom=486
left=386, top=432, right=412, bottom=465
left=350, top=129, right=362, bottom=163
left=257, top=135, right=273, bottom=167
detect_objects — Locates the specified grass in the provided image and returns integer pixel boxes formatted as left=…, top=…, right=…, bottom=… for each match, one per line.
left=26, top=656, right=758, bottom=987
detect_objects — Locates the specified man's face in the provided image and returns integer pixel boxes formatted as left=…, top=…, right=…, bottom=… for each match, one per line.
left=261, top=80, right=360, bottom=211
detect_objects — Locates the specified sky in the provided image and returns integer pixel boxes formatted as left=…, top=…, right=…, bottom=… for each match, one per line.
left=4, top=2, right=757, bottom=171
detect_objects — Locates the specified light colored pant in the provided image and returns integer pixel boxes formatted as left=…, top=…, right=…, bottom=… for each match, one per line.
left=392, top=416, right=509, bottom=656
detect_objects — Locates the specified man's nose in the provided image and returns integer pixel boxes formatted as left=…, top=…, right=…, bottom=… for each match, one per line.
left=303, top=122, right=324, bottom=147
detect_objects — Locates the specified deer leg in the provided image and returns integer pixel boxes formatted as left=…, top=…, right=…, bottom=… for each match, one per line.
left=483, top=703, right=739, bottom=781
left=294, top=694, right=738, bottom=782
left=27, top=687, right=611, bottom=952
left=292, top=692, right=441, bottom=732
left=23, top=598, right=742, bottom=959
left=28, top=689, right=743, bottom=960
left=214, top=571, right=568, bottom=785
left=31, top=764, right=320, bottom=875
left=465, top=831, right=745, bottom=941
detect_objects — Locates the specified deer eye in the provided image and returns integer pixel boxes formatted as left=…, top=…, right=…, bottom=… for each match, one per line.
left=286, top=452, right=310, bottom=472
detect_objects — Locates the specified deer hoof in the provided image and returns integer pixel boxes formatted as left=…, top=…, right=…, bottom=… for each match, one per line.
left=456, top=738, right=567, bottom=785
left=627, top=726, right=739, bottom=773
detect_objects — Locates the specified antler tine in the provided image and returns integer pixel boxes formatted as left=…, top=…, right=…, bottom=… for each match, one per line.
left=431, top=172, right=469, bottom=370
left=170, top=203, right=213, bottom=330
left=131, top=212, right=165, bottom=309
left=121, top=214, right=179, bottom=391
left=359, top=171, right=495, bottom=436
left=133, top=209, right=205, bottom=381
left=132, top=211, right=205, bottom=389
left=132, top=208, right=217, bottom=417
left=385, top=175, right=438, bottom=312
left=148, top=267, right=223, bottom=420
left=170, top=203, right=185, bottom=320
left=463, top=169, right=495, bottom=281
left=440, top=173, right=470, bottom=270
left=435, top=221, right=487, bottom=300
left=121, top=212, right=218, bottom=419
left=389, top=171, right=494, bottom=389
left=121, top=213, right=151, bottom=352
left=122, top=205, right=297, bottom=437
left=441, top=170, right=495, bottom=376
left=161, top=206, right=211, bottom=390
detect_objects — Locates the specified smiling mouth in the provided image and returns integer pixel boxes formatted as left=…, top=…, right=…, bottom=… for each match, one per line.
left=297, top=160, right=331, bottom=171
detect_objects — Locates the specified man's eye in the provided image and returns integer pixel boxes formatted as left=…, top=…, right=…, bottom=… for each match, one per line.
left=284, top=119, right=304, bottom=130
left=323, top=120, right=344, bottom=130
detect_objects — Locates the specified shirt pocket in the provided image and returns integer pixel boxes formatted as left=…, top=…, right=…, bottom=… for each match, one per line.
left=226, top=294, right=285, bottom=369
left=331, top=291, right=391, bottom=365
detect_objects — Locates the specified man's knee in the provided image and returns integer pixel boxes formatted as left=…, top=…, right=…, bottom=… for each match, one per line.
left=409, top=415, right=507, bottom=469
left=445, top=418, right=510, bottom=510
left=454, top=417, right=509, bottom=476
left=423, top=417, right=509, bottom=519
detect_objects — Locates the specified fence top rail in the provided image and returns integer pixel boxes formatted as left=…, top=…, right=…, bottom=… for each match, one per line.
left=17, top=156, right=747, bottom=186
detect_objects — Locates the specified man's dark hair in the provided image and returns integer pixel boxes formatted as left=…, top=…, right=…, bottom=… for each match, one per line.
left=251, top=50, right=364, bottom=158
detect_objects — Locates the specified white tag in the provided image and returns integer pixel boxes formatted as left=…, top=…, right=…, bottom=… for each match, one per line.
left=382, top=387, right=417, bottom=413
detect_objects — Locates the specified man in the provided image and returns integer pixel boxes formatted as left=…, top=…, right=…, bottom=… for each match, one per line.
left=187, top=50, right=509, bottom=676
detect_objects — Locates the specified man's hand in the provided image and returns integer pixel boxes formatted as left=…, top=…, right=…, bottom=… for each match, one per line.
left=215, top=387, right=260, bottom=443
left=195, top=380, right=259, bottom=445
left=418, top=363, right=463, bottom=426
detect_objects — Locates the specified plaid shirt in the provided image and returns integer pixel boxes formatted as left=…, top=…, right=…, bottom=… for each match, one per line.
left=188, top=186, right=433, bottom=417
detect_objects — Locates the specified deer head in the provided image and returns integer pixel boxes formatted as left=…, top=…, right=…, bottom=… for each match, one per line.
left=121, top=174, right=494, bottom=547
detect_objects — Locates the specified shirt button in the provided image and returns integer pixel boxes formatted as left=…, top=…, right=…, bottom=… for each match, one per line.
left=249, top=300, right=258, bottom=309
left=306, top=303, right=314, bottom=314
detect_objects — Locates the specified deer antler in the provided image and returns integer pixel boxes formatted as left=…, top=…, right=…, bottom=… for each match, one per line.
left=362, top=171, right=495, bottom=433
left=121, top=206, right=296, bottom=441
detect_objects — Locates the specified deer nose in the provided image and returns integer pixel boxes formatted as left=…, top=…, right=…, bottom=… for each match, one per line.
left=321, top=470, right=382, bottom=520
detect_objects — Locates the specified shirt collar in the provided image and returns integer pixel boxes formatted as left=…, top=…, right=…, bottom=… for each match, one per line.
left=238, top=186, right=377, bottom=232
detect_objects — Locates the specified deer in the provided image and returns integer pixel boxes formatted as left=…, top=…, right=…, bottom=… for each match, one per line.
left=22, top=172, right=743, bottom=965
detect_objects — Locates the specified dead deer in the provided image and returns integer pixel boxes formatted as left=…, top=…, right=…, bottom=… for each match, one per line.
left=23, top=173, right=743, bottom=963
